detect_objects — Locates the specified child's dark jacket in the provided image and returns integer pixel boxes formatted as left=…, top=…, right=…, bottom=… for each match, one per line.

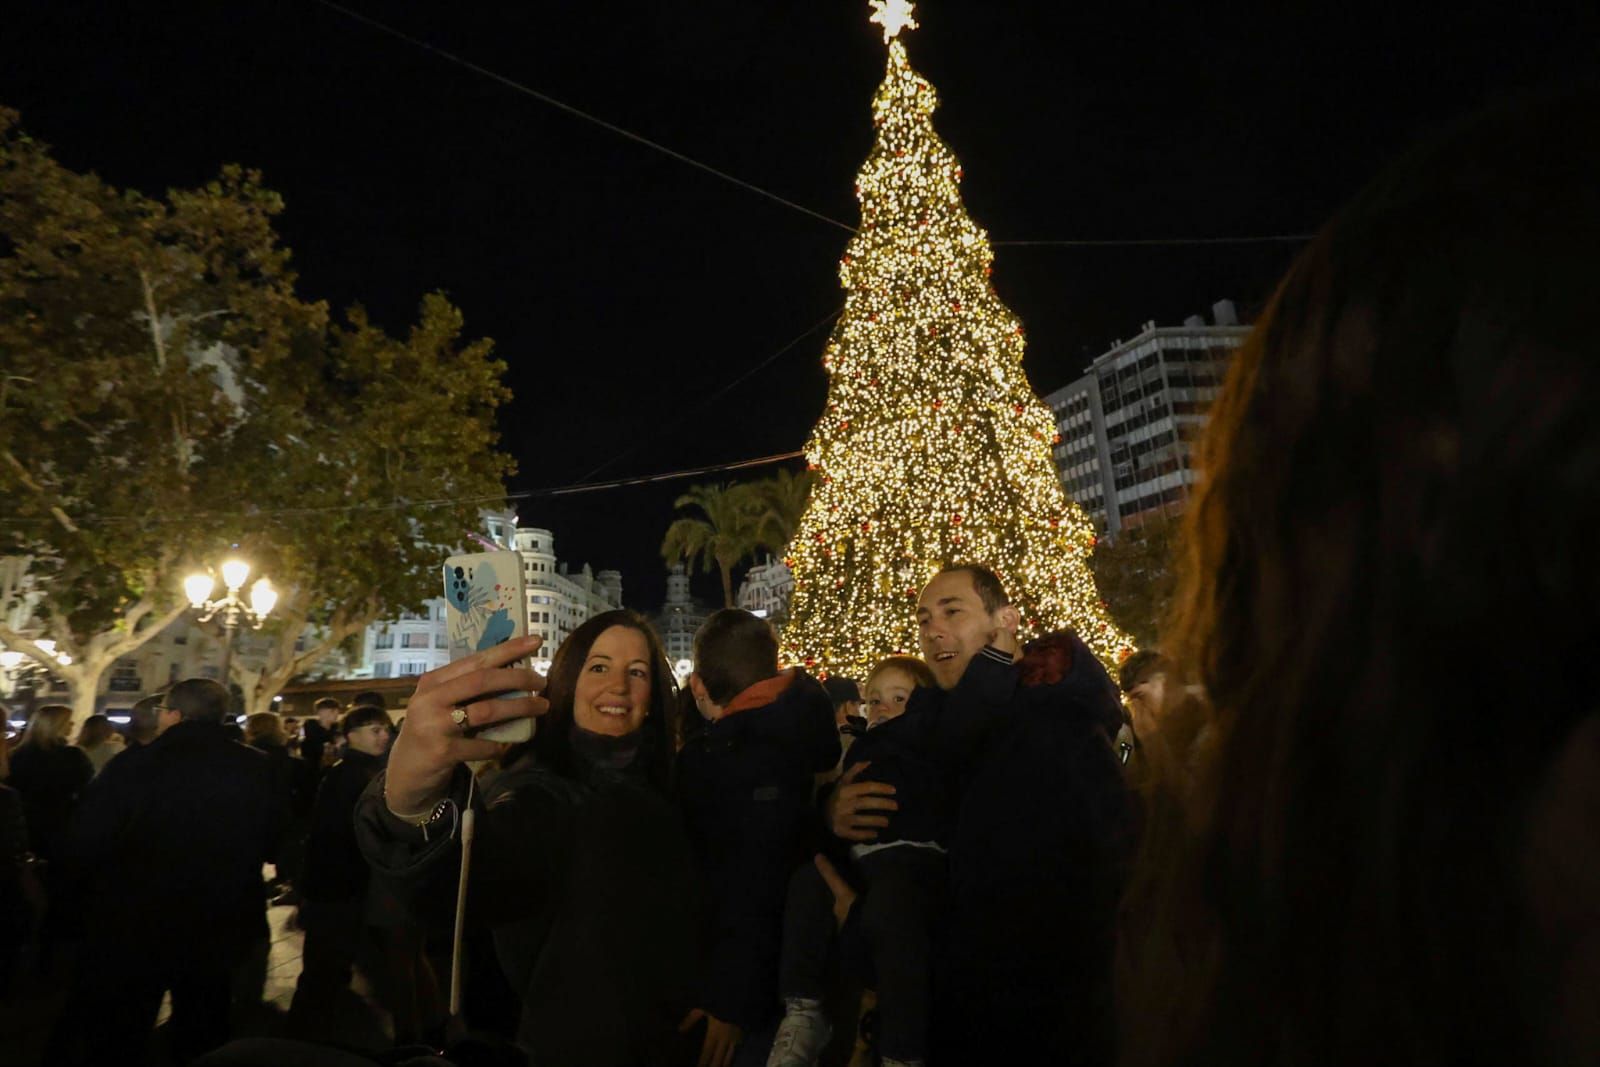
left=676, top=669, right=841, bottom=1028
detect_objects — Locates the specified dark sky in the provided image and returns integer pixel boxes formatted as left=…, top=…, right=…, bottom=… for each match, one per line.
left=5, top=1, right=1596, bottom=609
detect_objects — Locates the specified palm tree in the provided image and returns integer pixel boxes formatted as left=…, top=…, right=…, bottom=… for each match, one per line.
left=661, top=483, right=764, bottom=608
left=749, top=468, right=815, bottom=555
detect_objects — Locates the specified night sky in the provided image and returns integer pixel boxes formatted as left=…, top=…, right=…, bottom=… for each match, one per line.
left=5, top=1, right=1595, bottom=609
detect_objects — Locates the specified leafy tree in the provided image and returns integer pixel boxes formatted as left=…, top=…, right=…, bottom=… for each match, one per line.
left=1087, top=516, right=1179, bottom=650
left=0, top=109, right=514, bottom=722
left=748, top=468, right=815, bottom=555
left=660, top=483, right=764, bottom=609
left=0, top=108, right=323, bottom=722
left=229, top=295, right=513, bottom=716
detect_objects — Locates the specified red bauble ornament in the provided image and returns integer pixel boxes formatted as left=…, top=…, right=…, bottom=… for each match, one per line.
left=1014, top=404, right=1025, bottom=415
left=951, top=513, right=963, bottom=525
left=1052, top=432, right=1062, bottom=444
left=932, top=399, right=943, bottom=410
left=951, top=300, right=961, bottom=311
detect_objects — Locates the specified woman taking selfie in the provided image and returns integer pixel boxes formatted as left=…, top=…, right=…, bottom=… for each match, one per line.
left=358, top=609, right=703, bottom=1067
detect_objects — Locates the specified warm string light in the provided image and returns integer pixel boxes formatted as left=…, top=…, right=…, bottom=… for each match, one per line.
left=782, top=23, right=1136, bottom=680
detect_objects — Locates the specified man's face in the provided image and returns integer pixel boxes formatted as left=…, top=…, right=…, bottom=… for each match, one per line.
left=345, top=721, right=392, bottom=757
left=316, top=706, right=339, bottom=728
left=916, top=571, right=1006, bottom=690
left=1126, top=672, right=1167, bottom=735
left=156, top=704, right=183, bottom=737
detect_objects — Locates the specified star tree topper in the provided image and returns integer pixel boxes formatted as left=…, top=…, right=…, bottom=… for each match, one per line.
left=868, top=0, right=918, bottom=43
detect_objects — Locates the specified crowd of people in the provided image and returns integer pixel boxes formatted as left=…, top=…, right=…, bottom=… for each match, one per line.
left=2, top=88, right=1597, bottom=1067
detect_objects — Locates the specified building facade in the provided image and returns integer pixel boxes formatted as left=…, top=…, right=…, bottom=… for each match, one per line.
left=1044, top=300, right=1250, bottom=539
left=651, top=563, right=709, bottom=669
left=736, top=556, right=794, bottom=625
left=361, top=520, right=625, bottom=678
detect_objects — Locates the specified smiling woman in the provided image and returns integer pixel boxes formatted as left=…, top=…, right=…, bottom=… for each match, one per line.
left=352, top=610, right=703, bottom=1066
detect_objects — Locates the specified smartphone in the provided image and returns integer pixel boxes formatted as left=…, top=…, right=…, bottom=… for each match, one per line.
left=442, top=550, right=535, bottom=744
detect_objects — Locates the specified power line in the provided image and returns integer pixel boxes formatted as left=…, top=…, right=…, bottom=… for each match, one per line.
left=311, top=0, right=856, bottom=234
left=313, top=2, right=1317, bottom=251
left=0, top=451, right=805, bottom=529
left=993, top=234, right=1315, bottom=247
left=573, top=305, right=843, bottom=483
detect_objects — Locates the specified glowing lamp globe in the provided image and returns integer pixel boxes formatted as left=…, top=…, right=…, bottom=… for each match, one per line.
left=249, top=579, right=278, bottom=619
left=221, top=559, right=251, bottom=592
left=184, top=573, right=216, bottom=608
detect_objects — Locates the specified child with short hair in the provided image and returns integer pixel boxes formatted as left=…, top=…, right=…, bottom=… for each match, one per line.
left=768, top=655, right=948, bottom=1067
left=676, top=609, right=841, bottom=1065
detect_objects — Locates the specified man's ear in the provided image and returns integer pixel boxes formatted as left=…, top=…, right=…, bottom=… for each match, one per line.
left=687, top=673, right=707, bottom=701
left=997, top=605, right=1021, bottom=634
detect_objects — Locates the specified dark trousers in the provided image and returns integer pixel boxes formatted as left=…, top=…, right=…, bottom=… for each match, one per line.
left=780, top=846, right=946, bottom=1063
left=77, top=951, right=237, bottom=1065
left=288, top=898, right=370, bottom=1039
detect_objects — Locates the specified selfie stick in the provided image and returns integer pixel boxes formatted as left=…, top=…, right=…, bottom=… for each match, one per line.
left=450, top=775, right=477, bottom=1017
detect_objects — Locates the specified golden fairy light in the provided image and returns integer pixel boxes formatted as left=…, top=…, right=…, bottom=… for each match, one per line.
left=782, top=5, right=1136, bottom=679
left=867, top=0, right=919, bottom=43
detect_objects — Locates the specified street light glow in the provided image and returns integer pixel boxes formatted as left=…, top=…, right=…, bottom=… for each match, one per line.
left=249, top=579, right=278, bottom=618
left=221, top=559, right=251, bottom=591
left=184, top=572, right=216, bottom=608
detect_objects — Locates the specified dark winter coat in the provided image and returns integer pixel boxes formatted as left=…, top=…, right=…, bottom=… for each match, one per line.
left=675, top=669, right=841, bottom=1029
left=356, top=748, right=705, bottom=1067
left=7, top=741, right=93, bottom=864
left=300, top=747, right=385, bottom=904
left=931, top=632, right=1135, bottom=1064
left=58, top=720, right=291, bottom=966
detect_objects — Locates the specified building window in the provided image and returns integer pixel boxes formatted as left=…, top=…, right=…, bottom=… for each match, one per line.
left=399, top=662, right=426, bottom=676
left=402, top=633, right=430, bottom=649
left=375, top=632, right=394, bottom=649
left=109, top=663, right=142, bottom=693
left=435, top=633, right=447, bottom=649
left=374, top=662, right=393, bottom=679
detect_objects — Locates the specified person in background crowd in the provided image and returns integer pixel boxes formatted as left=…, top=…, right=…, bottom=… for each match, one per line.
left=350, top=690, right=387, bottom=711
left=7, top=704, right=93, bottom=870
left=1117, top=651, right=1169, bottom=743
left=0, top=733, right=40, bottom=994
left=123, top=693, right=164, bottom=753
left=1119, top=88, right=1600, bottom=1067
left=290, top=704, right=396, bottom=1041
left=821, top=676, right=866, bottom=742
left=679, top=608, right=841, bottom=1067
left=245, top=712, right=302, bottom=901
left=282, top=716, right=303, bottom=757
left=301, top=698, right=342, bottom=772
left=55, top=679, right=289, bottom=1065
left=829, top=565, right=1132, bottom=1063
left=74, top=713, right=124, bottom=776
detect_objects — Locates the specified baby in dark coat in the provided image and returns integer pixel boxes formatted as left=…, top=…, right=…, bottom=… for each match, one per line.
left=769, top=655, right=950, bottom=1067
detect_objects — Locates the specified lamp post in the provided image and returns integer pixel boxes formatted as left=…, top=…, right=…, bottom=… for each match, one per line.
left=184, top=559, right=278, bottom=686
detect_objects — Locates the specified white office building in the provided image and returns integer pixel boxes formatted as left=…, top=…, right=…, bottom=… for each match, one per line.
left=1044, top=300, right=1250, bottom=539
left=736, top=556, right=794, bottom=626
left=362, top=518, right=624, bottom=678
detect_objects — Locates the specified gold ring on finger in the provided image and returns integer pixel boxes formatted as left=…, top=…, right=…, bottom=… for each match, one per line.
left=449, top=706, right=469, bottom=731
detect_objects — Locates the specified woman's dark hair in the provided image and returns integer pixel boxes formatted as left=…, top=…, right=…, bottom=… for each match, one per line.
left=529, top=609, right=678, bottom=793
left=1123, top=88, right=1600, bottom=1066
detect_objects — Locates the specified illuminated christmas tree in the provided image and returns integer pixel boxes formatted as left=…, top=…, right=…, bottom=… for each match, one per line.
left=782, top=0, right=1135, bottom=678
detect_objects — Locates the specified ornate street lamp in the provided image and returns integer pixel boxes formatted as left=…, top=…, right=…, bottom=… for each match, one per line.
left=184, top=558, right=277, bottom=684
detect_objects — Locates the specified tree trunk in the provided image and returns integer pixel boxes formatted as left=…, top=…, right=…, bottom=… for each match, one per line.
left=68, top=657, right=108, bottom=729
left=719, top=563, right=735, bottom=609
